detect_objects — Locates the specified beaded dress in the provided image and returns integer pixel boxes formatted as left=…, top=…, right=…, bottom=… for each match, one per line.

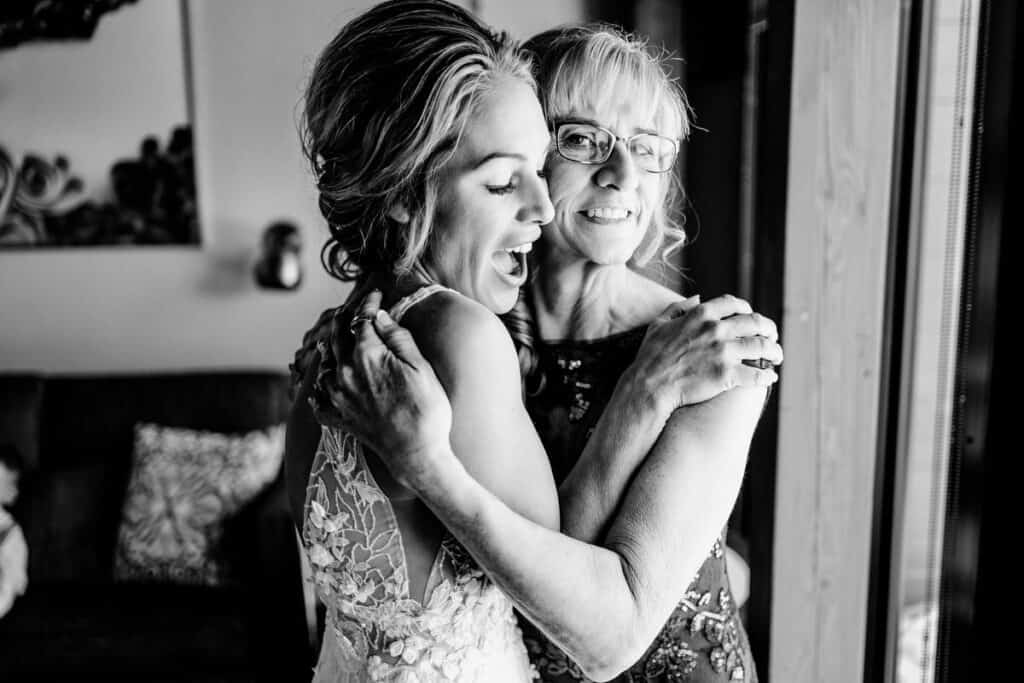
left=299, top=285, right=535, bottom=683
left=522, top=327, right=758, bottom=683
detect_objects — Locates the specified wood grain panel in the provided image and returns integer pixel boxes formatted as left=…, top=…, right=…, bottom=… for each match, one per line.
left=772, top=1, right=905, bottom=681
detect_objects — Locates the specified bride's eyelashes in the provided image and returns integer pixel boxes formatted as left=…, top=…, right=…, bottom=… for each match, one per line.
left=486, top=169, right=548, bottom=196
left=486, top=179, right=517, bottom=195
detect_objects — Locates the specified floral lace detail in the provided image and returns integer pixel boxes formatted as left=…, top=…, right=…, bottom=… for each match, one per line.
left=303, top=415, right=533, bottom=682
left=300, top=284, right=534, bottom=682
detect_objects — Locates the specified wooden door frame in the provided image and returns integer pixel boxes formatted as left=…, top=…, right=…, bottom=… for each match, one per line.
left=771, top=1, right=911, bottom=680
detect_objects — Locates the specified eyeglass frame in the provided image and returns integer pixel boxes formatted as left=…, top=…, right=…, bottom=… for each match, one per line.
left=551, top=120, right=680, bottom=174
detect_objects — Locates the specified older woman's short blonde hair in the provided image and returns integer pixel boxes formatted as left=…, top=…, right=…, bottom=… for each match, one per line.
left=302, top=0, right=533, bottom=281
left=523, top=24, right=692, bottom=266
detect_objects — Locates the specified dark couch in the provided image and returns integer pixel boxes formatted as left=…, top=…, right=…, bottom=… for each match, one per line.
left=0, top=372, right=313, bottom=682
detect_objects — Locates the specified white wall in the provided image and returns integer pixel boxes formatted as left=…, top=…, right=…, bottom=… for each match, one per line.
left=0, top=0, right=586, bottom=375
left=0, top=1, right=371, bottom=374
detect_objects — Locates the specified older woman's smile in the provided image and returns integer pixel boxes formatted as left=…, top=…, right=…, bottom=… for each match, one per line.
left=580, top=206, right=635, bottom=224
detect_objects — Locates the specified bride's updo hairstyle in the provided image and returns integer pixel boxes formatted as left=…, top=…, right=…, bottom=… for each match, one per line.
left=302, top=0, right=533, bottom=281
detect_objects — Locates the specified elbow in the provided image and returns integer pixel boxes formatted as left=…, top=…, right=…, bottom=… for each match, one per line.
left=580, top=665, right=622, bottom=682
left=575, top=602, right=650, bottom=681
left=550, top=601, right=648, bottom=680
left=578, top=544, right=652, bottom=680
left=552, top=544, right=653, bottom=680
left=580, top=659, right=632, bottom=682
left=577, top=630, right=648, bottom=682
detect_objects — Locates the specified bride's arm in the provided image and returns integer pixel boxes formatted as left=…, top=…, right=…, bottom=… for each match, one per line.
left=400, top=295, right=560, bottom=530
left=387, top=375, right=764, bottom=680
left=328, top=300, right=771, bottom=680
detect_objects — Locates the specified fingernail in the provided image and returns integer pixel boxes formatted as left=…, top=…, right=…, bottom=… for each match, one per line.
left=376, top=309, right=393, bottom=324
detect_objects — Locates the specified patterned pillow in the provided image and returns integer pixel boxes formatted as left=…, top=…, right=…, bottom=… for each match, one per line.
left=113, top=422, right=285, bottom=586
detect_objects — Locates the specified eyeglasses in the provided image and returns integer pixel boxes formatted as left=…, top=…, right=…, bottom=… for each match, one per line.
left=554, top=122, right=679, bottom=174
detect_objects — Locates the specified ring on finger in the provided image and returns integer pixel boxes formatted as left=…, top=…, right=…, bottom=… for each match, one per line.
left=742, top=358, right=773, bottom=370
left=349, top=313, right=376, bottom=334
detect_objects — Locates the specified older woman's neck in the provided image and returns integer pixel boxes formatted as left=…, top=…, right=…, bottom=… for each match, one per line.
left=529, top=253, right=633, bottom=341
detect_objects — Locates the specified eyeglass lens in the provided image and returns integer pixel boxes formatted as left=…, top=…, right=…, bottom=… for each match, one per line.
left=556, top=124, right=676, bottom=172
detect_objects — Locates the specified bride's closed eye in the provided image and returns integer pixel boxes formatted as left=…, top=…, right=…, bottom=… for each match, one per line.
left=486, top=179, right=517, bottom=195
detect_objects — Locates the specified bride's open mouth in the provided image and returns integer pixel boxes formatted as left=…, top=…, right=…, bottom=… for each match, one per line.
left=493, top=241, right=532, bottom=280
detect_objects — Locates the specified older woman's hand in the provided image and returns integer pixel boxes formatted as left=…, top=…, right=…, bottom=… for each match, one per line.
left=312, top=290, right=453, bottom=488
left=630, top=294, right=783, bottom=413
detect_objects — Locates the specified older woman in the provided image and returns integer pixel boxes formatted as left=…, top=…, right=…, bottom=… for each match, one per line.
left=311, top=21, right=781, bottom=683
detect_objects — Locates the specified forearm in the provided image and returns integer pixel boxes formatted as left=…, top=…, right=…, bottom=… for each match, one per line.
left=602, top=386, right=764, bottom=629
left=558, top=370, right=669, bottom=543
left=413, top=445, right=648, bottom=680
left=412, top=389, right=763, bottom=679
left=604, top=414, right=751, bottom=612
left=414, top=415, right=752, bottom=679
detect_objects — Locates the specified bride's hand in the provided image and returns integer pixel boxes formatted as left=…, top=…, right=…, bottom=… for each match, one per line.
left=312, top=290, right=453, bottom=489
left=629, top=294, right=784, bottom=413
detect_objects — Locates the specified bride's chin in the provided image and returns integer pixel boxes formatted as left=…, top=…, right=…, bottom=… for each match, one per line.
left=482, top=284, right=520, bottom=315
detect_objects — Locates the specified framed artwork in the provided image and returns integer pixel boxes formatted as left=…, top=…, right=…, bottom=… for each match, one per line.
left=0, top=1, right=199, bottom=248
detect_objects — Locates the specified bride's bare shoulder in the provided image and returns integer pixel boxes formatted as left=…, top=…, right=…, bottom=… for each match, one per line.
left=400, top=291, right=518, bottom=379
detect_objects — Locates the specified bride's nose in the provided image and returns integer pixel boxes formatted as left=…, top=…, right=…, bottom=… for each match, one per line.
left=519, top=173, right=555, bottom=225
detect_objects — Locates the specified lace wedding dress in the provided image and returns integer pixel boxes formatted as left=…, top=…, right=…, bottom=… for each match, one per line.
left=301, top=285, right=536, bottom=683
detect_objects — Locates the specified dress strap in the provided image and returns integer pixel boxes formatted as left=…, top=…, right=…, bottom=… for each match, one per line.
left=388, top=284, right=454, bottom=323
